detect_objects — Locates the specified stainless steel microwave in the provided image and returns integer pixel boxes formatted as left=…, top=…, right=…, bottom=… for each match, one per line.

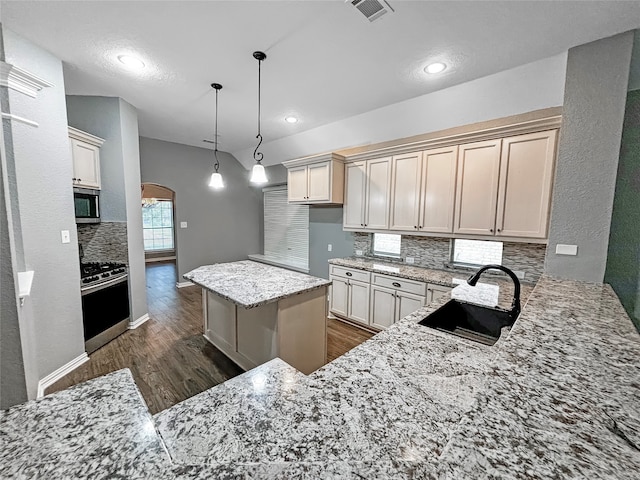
left=74, top=187, right=100, bottom=223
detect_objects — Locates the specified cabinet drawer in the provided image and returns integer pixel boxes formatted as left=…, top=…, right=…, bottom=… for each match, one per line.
left=330, top=266, right=371, bottom=283
left=371, top=273, right=426, bottom=296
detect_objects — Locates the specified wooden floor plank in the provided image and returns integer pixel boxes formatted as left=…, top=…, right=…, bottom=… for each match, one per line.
left=46, top=261, right=373, bottom=414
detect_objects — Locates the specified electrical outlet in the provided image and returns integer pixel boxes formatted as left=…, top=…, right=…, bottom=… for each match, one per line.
left=180, top=221, right=188, bottom=229
left=405, top=257, right=415, bottom=264
left=355, top=250, right=363, bottom=256
left=327, top=244, right=333, bottom=252
left=61, top=230, right=70, bottom=244
left=514, top=270, right=525, bottom=280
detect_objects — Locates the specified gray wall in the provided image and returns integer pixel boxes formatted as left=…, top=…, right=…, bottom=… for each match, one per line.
left=119, top=99, right=147, bottom=322
left=605, top=89, right=640, bottom=330
left=309, top=207, right=354, bottom=279
left=139, top=137, right=262, bottom=281
left=545, top=32, right=634, bottom=282
left=3, top=28, right=85, bottom=396
left=66, top=95, right=148, bottom=323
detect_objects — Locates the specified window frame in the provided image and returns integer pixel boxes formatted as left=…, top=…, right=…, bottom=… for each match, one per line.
left=372, top=233, right=402, bottom=258
left=450, top=238, right=503, bottom=268
left=142, top=199, right=175, bottom=252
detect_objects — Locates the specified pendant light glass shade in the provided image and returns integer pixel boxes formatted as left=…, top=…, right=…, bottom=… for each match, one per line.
left=209, top=83, right=224, bottom=190
left=209, top=172, right=224, bottom=189
left=250, top=164, right=268, bottom=184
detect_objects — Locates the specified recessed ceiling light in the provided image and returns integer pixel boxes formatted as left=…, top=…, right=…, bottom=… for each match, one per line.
left=117, top=54, right=145, bottom=71
left=285, top=116, right=298, bottom=124
left=424, top=62, right=446, bottom=74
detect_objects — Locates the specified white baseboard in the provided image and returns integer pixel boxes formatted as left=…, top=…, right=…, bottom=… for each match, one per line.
left=145, top=256, right=176, bottom=263
left=129, top=313, right=150, bottom=329
left=37, top=352, right=89, bottom=398
left=176, top=281, right=194, bottom=288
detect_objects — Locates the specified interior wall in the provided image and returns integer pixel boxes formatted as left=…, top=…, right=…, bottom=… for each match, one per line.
left=545, top=32, right=634, bottom=282
left=232, top=53, right=567, bottom=168
left=139, top=137, right=262, bottom=281
left=605, top=89, right=640, bottom=330
left=3, top=28, right=85, bottom=392
left=309, top=207, right=354, bottom=279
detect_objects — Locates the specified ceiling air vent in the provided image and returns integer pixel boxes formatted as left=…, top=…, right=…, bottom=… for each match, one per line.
left=348, top=0, right=394, bottom=23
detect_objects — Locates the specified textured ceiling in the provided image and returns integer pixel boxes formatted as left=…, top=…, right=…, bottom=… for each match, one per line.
left=3, top=1, right=640, bottom=160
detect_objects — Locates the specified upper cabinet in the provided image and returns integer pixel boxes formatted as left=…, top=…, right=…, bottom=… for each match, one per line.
left=389, top=146, right=458, bottom=233
left=343, top=157, right=391, bottom=230
left=283, top=153, right=345, bottom=204
left=69, top=127, right=104, bottom=190
left=341, top=113, right=560, bottom=242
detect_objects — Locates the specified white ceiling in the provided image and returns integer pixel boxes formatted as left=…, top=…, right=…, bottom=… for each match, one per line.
left=3, top=1, right=640, bottom=166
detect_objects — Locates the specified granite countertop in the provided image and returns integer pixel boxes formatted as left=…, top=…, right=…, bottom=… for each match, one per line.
left=3, top=273, right=639, bottom=478
left=183, top=260, right=331, bottom=309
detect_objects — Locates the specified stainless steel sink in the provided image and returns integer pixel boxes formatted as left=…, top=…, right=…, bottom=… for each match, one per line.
left=418, top=299, right=516, bottom=346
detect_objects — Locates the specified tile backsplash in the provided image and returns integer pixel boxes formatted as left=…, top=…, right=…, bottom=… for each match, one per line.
left=353, top=233, right=546, bottom=282
left=77, top=222, right=129, bottom=264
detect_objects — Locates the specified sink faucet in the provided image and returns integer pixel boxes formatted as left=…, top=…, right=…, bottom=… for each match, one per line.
left=467, top=264, right=521, bottom=320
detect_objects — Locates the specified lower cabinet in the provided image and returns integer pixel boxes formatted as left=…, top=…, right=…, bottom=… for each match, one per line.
left=329, top=265, right=452, bottom=331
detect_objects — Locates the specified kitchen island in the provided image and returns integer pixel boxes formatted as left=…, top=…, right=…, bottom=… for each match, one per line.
left=2, top=271, right=639, bottom=478
left=183, top=260, right=331, bottom=375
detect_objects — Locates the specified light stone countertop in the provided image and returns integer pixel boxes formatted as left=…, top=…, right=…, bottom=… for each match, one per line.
left=183, top=260, right=331, bottom=309
left=2, top=271, right=639, bottom=478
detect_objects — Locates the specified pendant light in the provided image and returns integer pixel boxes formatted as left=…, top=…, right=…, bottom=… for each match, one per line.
left=208, top=82, right=225, bottom=189
left=250, top=51, right=268, bottom=184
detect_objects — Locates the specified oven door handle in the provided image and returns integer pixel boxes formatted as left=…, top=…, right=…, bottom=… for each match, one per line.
left=81, top=274, right=128, bottom=296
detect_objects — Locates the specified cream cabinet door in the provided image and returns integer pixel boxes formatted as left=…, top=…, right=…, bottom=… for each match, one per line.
left=364, top=157, right=391, bottom=230
left=307, top=161, right=331, bottom=202
left=71, top=139, right=101, bottom=189
left=495, top=130, right=557, bottom=238
left=287, top=166, right=308, bottom=202
left=427, top=284, right=452, bottom=305
left=453, top=140, right=502, bottom=235
left=329, top=276, right=349, bottom=318
left=348, top=279, right=370, bottom=325
left=420, top=146, right=458, bottom=233
left=343, top=162, right=367, bottom=228
left=369, top=285, right=396, bottom=330
left=389, top=152, right=423, bottom=231
left=396, top=291, right=426, bottom=320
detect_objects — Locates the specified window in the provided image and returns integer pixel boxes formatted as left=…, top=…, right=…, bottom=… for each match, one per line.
left=452, top=239, right=503, bottom=266
left=373, top=233, right=401, bottom=257
left=142, top=200, right=174, bottom=251
left=263, top=187, right=309, bottom=270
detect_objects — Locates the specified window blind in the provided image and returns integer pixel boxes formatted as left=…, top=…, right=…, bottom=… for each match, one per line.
left=263, top=187, right=309, bottom=270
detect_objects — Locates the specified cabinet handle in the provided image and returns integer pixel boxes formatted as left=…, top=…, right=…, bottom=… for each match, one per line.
left=78, top=178, right=82, bottom=182
left=361, top=223, right=364, bottom=227
left=497, top=228, right=502, bottom=232
left=489, top=228, right=494, bottom=233
left=345, top=272, right=353, bottom=277
left=364, top=224, right=367, bottom=227
left=419, top=226, right=423, bottom=229
left=72, top=178, right=76, bottom=182
left=414, top=226, right=417, bottom=229
left=392, top=282, right=401, bottom=288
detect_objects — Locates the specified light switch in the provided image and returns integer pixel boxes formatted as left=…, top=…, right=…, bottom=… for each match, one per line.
left=180, top=222, right=188, bottom=229
left=555, top=244, right=578, bottom=256
left=61, top=230, right=70, bottom=244
left=327, top=244, right=332, bottom=252
left=405, top=257, right=415, bottom=264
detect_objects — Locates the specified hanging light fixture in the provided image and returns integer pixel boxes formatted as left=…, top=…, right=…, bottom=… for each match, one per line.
left=208, top=83, right=225, bottom=189
left=250, top=51, right=268, bottom=184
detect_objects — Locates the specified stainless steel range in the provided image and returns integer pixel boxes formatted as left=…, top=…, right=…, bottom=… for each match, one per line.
left=80, top=262, right=130, bottom=353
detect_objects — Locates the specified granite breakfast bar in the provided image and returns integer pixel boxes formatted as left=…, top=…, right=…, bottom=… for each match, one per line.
left=2, top=266, right=640, bottom=478
left=183, top=260, right=331, bottom=375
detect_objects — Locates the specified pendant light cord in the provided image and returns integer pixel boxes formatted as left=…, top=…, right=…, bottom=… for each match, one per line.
left=253, top=52, right=265, bottom=164
left=214, top=85, right=220, bottom=172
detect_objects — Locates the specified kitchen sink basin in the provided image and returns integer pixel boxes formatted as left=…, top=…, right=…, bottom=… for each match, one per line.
left=418, top=299, right=517, bottom=346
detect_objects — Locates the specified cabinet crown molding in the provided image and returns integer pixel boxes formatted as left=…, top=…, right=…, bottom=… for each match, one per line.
left=68, top=126, right=105, bottom=147
left=343, top=115, right=562, bottom=162
left=0, top=61, right=53, bottom=98
left=282, top=152, right=345, bottom=168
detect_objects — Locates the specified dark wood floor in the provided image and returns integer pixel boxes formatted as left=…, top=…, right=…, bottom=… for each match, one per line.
left=47, top=261, right=373, bottom=414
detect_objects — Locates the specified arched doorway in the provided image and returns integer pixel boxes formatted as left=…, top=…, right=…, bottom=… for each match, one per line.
left=141, top=183, right=177, bottom=269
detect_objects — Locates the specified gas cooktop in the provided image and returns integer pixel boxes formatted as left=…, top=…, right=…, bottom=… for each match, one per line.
left=80, top=262, right=127, bottom=287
